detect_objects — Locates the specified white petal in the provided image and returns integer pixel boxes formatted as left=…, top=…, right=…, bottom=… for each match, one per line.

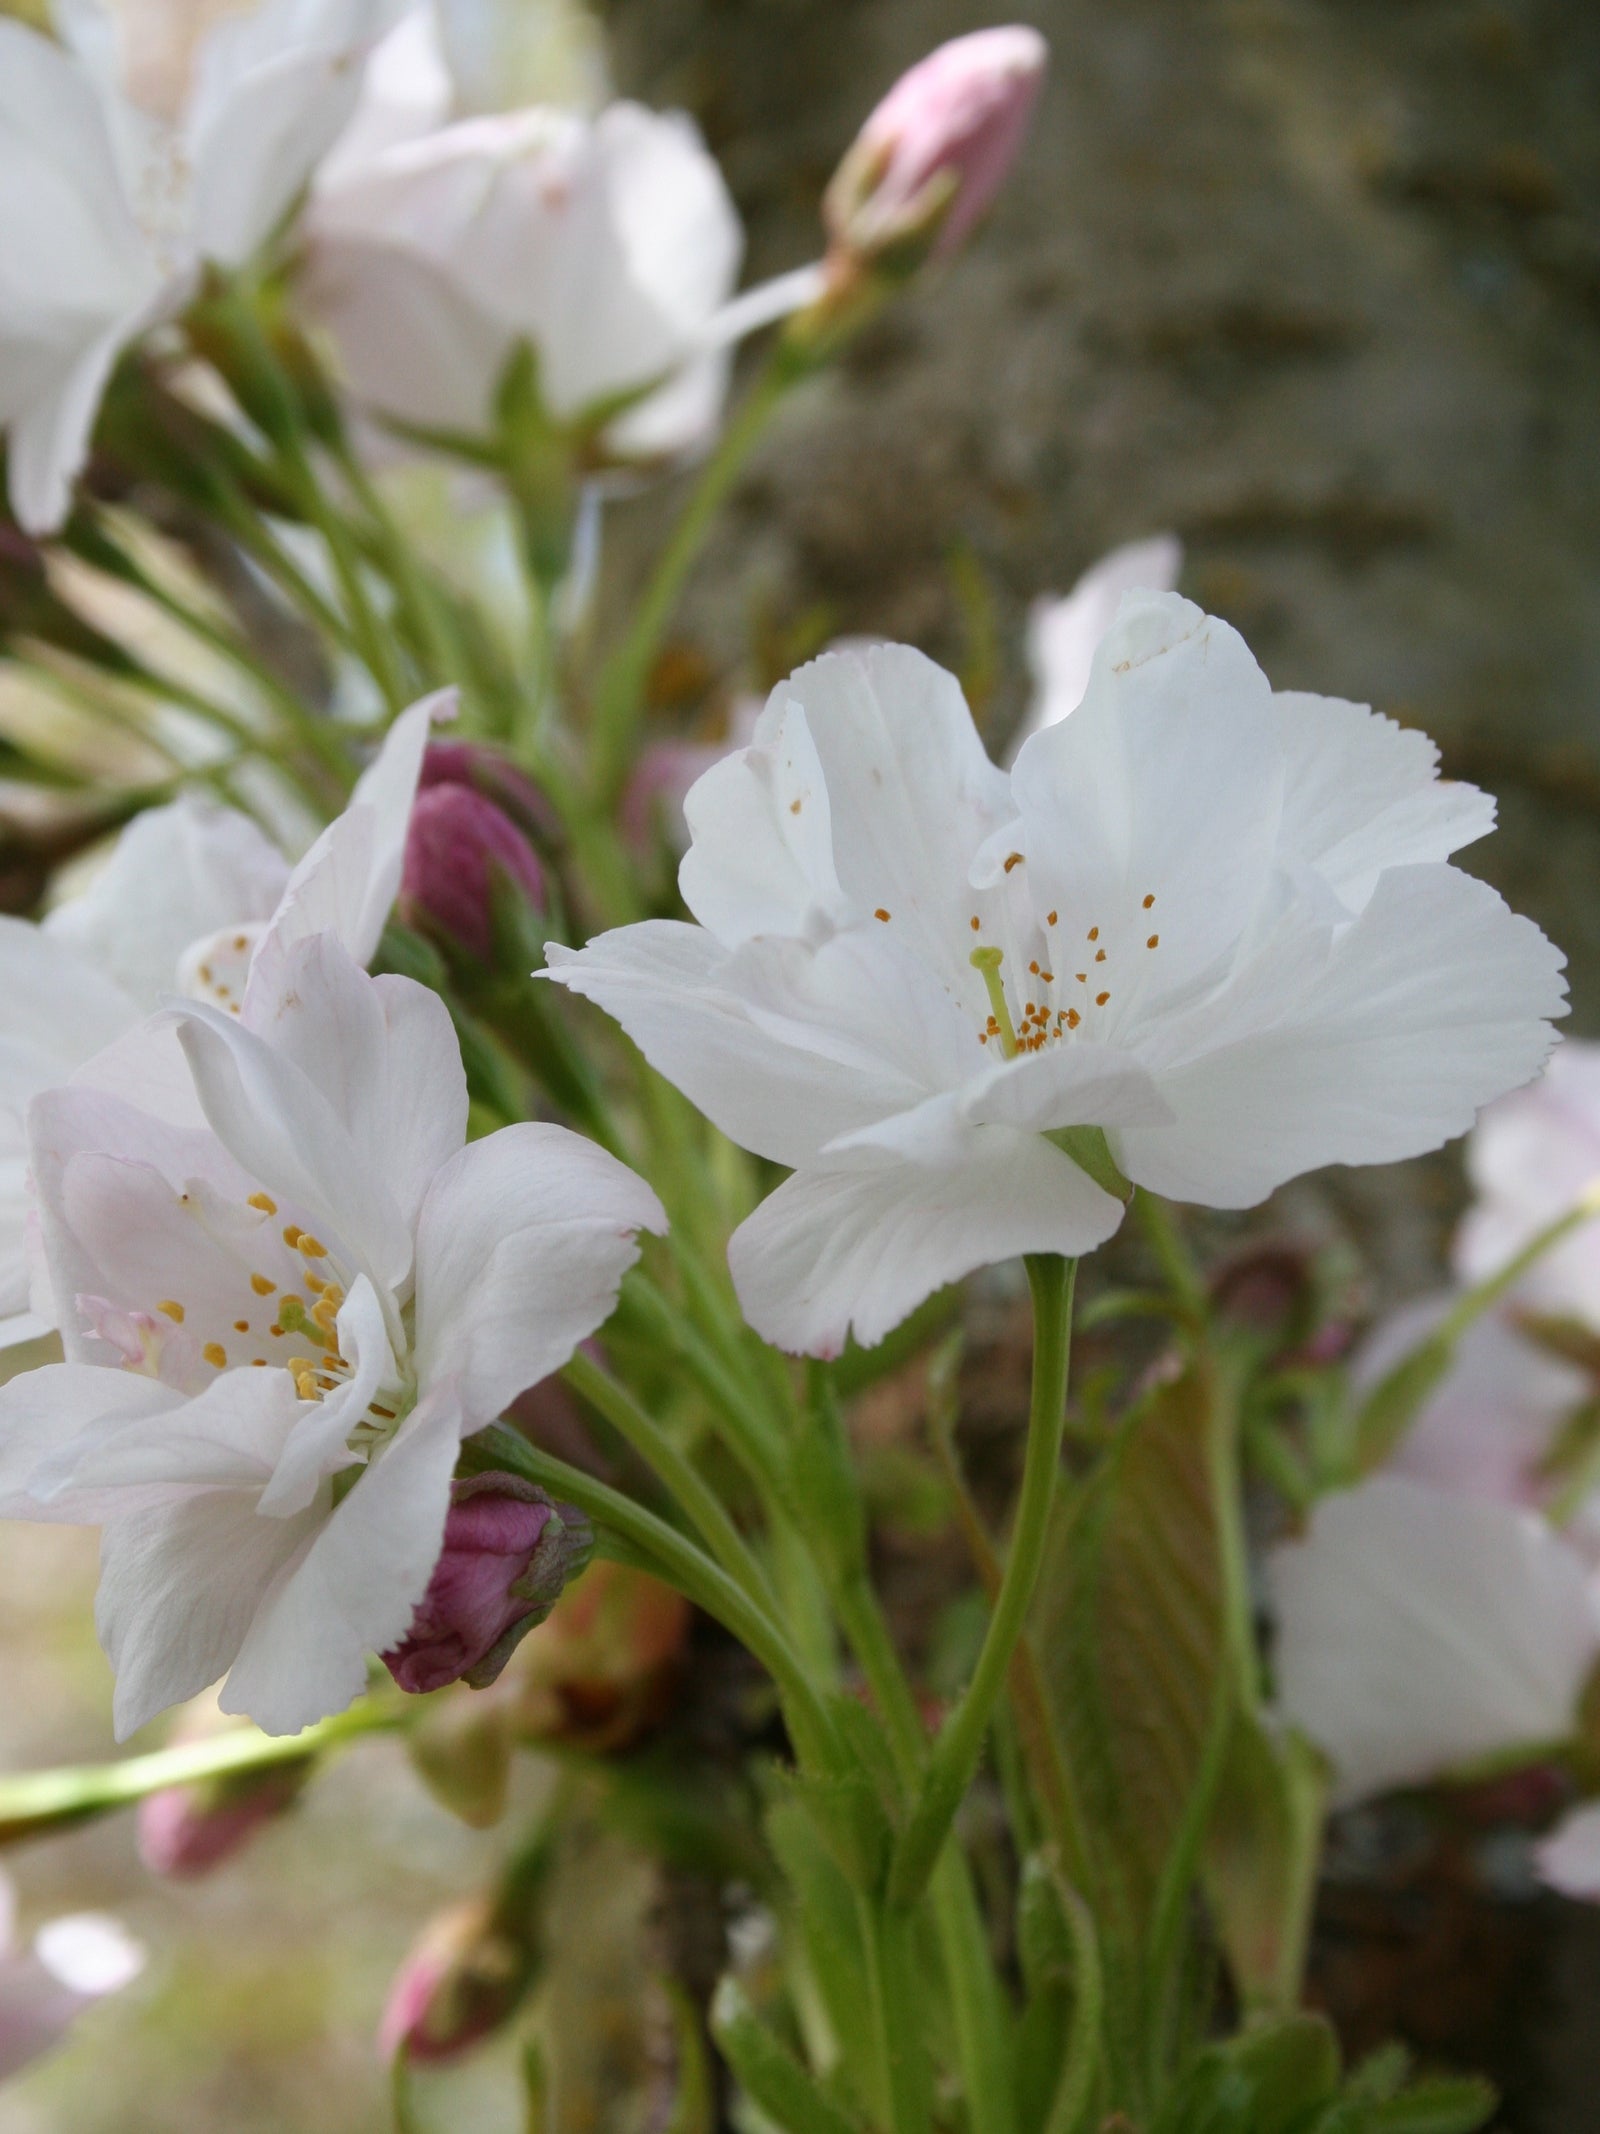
left=545, top=921, right=960, bottom=1168
left=230, top=934, right=466, bottom=1234
left=186, top=0, right=404, bottom=265
left=0, top=917, right=140, bottom=1100
left=243, top=688, right=444, bottom=1007
left=44, top=795, right=288, bottom=1013
left=1273, top=690, right=1496, bottom=913
left=1004, top=592, right=1284, bottom=1006
left=219, top=1379, right=463, bottom=1735
left=1535, top=1803, right=1600, bottom=1900
left=253, top=1272, right=398, bottom=1516
left=1119, top=863, right=1568, bottom=1207
left=1017, top=534, right=1184, bottom=753
left=679, top=688, right=850, bottom=947
left=5, top=318, right=142, bottom=537
left=767, top=644, right=1014, bottom=992
left=26, top=1084, right=259, bottom=1368
left=0, top=19, right=160, bottom=532
left=1267, top=1476, right=1600, bottom=1807
left=175, top=963, right=416, bottom=1299
left=0, top=1362, right=179, bottom=1523
left=729, top=1122, right=1125, bottom=1356
left=99, top=1484, right=319, bottom=1739
left=315, top=7, right=452, bottom=190
left=413, top=1122, right=665, bottom=1423
left=52, top=1357, right=304, bottom=1501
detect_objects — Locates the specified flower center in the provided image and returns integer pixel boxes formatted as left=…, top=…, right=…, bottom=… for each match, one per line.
left=89, top=1181, right=410, bottom=1455
left=964, top=885, right=1161, bottom=1052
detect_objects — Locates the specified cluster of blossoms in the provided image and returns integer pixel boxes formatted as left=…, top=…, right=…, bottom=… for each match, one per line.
left=0, top=0, right=1595, bottom=2124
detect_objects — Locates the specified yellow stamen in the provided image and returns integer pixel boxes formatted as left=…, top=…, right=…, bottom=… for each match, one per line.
left=157, top=1299, right=185, bottom=1324
left=202, top=1342, right=227, bottom=1369
left=250, top=1273, right=275, bottom=1297
left=247, top=1192, right=277, bottom=1215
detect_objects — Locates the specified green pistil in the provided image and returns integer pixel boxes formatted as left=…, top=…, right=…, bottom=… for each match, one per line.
left=970, top=945, right=1019, bottom=1059
left=278, top=1296, right=332, bottom=1350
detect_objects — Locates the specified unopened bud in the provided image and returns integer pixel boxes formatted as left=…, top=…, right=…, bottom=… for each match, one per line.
left=418, top=741, right=556, bottom=841
left=383, top=1473, right=593, bottom=1696
left=137, top=1761, right=309, bottom=1879
left=399, top=781, right=545, bottom=962
left=379, top=1896, right=535, bottom=2064
left=825, top=27, right=1046, bottom=270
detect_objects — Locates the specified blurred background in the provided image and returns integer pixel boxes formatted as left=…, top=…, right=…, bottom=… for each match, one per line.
left=2, top=0, right=1598, bottom=2127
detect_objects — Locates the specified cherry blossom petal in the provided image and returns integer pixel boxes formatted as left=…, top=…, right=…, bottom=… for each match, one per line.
left=1272, top=691, right=1495, bottom=914
left=0, top=1364, right=179, bottom=1523
left=730, top=1121, right=1125, bottom=1355
left=1116, top=864, right=1567, bottom=1207
left=99, top=1484, right=321, bottom=1740
left=175, top=984, right=414, bottom=1300
left=43, top=796, right=289, bottom=1015
left=219, top=1380, right=464, bottom=1735
left=1267, top=1476, right=1600, bottom=1807
left=412, top=1122, right=665, bottom=1424
left=678, top=689, right=849, bottom=946
left=545, top=921, right=957, bottom=1167
left=185, top=0, right=405, bottom=266
left=227, top=934, right=467, bottom=1235
left=1002, top=593, right=1284, bottom=1004
left=242, top=688, right=446, bottom=1013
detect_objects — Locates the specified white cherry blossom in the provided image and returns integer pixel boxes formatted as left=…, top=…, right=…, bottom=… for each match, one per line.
left=1267, top=1475, right=1600, bottom=1807
left=302, top=85, right=744, bottom=464
left=0, top=1870, right=144, bottom=2085
left=0, top=931, right=664, bottom=1737
left=545, top=592, right=1566, bottom=1354
left=1454, top=1038, right=1600, bottom=1328
left=0, top=692, right=439, bottom=1340
left=0, top=0, right=402, bottom=534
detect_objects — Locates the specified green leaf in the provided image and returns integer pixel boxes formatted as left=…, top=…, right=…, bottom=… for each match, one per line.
left=1360, top=2078, right=1497, bottom=2134
left=1030, top=1364, right=1227, bottom=1949
left=711, top=1976, right=866, bottom=2134
left=1201, top=1714, right=1327, bottom=2017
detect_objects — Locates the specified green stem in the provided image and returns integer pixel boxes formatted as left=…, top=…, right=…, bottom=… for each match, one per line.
left=1133, top=1189, right=1206, bottom=1317
left=1043, top=1869, right=1105, bottom=2134
left=925, top=1378, right=1094, bottom=1896
left=560, top=1347, right=777, bottom=1615
left=888, top=1255, right=1076, bottom=1910
left=587, top=342, right=808, bottom=803
left=0, top=1700, right=398, bottom=1846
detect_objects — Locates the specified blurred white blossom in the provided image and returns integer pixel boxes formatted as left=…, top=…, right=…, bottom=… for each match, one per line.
left=0, top=1868, right=143, bottom=2084
left=0, top=0, right=402, bottom=532
left=1014, top=534, right=1183, bottom=759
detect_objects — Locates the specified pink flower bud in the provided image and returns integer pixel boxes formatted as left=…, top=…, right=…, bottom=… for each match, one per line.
left=826, top=27, right=1047, bottom=267
left=379, top=1897, right=534, bottom=2065
left=383, top=1474, right=593, bottom=1696
left=136, top=1762, right=309, bottom=1880
left=418, top=742, right=555, bottom=841
left=399, top=781, right=545, bottom=962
